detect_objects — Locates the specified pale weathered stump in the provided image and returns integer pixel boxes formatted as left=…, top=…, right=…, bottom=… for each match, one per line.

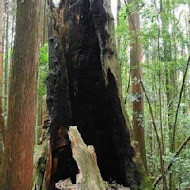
left=68, top=126, right=105, bottom=190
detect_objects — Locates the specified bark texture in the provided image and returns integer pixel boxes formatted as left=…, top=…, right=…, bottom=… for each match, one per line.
left=0, top=0, right=40, bottom=189
left=127, top=0, right=147, bottom=171
left=47, top=0, right=151, bottom=189
left=46, top=4, right=77, bottom=189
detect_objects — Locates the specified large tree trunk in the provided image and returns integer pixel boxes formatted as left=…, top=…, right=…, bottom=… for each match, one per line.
left=0, top=0, right=40, bottom=189
left=46, top=1, right=152, bottom=190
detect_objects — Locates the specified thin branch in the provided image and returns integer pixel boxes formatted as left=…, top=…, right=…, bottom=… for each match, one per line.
left=69, top=0, right=80, bottom=9
left=171, top=55, right=190, bottom=152
left=126, top=68, right=131, bottom=92
left=154, top=135, right=190, bottom=186
left=124, top=68, right=131, bottom=105
left=140, top=80, right=167, bottom=188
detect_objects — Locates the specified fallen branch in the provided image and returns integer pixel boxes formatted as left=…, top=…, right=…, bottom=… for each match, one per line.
left=154, top=134, right=190, bottom=186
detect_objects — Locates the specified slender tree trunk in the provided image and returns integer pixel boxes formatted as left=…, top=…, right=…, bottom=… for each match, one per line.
left=0, top=0, right=5, bottom=168
left=42, top=0, right=48, bottom=44
left=140, top=80, right=167, bottom=190
left=154, top=0, right=165, bottom=159
left=154, top=2, right=167, bottom=187
left=4, top=0, right=9, bottom=119
left=10, top=0, right=16, bottom=51
left=160, top=0, right=175, bottom=189
left=0, top=0, right=40, bottom=189
left=158, top=73, right=165, bottom=157
left=127, top=0, right=147, bottom=172
left=188, top=4, right=190, bottom=55
left=116, top=0, right=121, bottom=50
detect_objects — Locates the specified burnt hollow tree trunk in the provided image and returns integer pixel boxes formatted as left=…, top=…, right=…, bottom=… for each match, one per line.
left=46, top=0, right=151, bottom=190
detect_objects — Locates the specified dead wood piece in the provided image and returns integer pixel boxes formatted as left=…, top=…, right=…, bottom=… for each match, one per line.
left=55, top=179, right=76, bottom=190
left=68, top=126, right=106, bottom=190
left=33, top=139, right=48, bottom=190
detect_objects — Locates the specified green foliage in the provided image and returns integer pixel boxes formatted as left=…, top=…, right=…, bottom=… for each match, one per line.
left=38, top=43, right=49, bottom=96
left=39, top=44, right=49, bottom=66
left=116, top=0, right=190, bottom=189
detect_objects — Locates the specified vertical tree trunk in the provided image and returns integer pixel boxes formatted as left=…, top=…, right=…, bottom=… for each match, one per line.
left=46, top=0, right=152, bottom=190
left=160, top=0, right=175, bottom=189
left=42, top=0, right=48, bottom=44
left=4, top=0, right=9, bottom=118
left=154, top=2, right=167, bottom=187
left=127, top=0, right=147, bottom=172
left=188, top=3, right=190, bottom=55
left=0, top=0, right=40, bottom=189
left=10, top=0, right=16, bottom=51
left=46, top=3, right=77, bottom=189
left=116, top=0, right=121, bottom=50
left=0, top=0, right=5, bottom=168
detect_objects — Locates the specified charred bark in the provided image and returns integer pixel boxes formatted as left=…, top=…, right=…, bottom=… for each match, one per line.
left=46, top=4, right=77, bottom=189
left=47, top=1, right=151, bottom=189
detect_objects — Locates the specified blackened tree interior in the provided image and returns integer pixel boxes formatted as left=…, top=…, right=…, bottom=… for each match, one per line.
left=47, top=0, right=144, bottom=189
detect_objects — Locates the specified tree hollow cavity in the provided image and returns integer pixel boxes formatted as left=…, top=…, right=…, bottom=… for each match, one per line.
left=47, top=0, right=141, bottom=189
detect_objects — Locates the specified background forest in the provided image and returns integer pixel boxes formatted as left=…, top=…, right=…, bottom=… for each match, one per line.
left=0, top=0, right=190, bottom=190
